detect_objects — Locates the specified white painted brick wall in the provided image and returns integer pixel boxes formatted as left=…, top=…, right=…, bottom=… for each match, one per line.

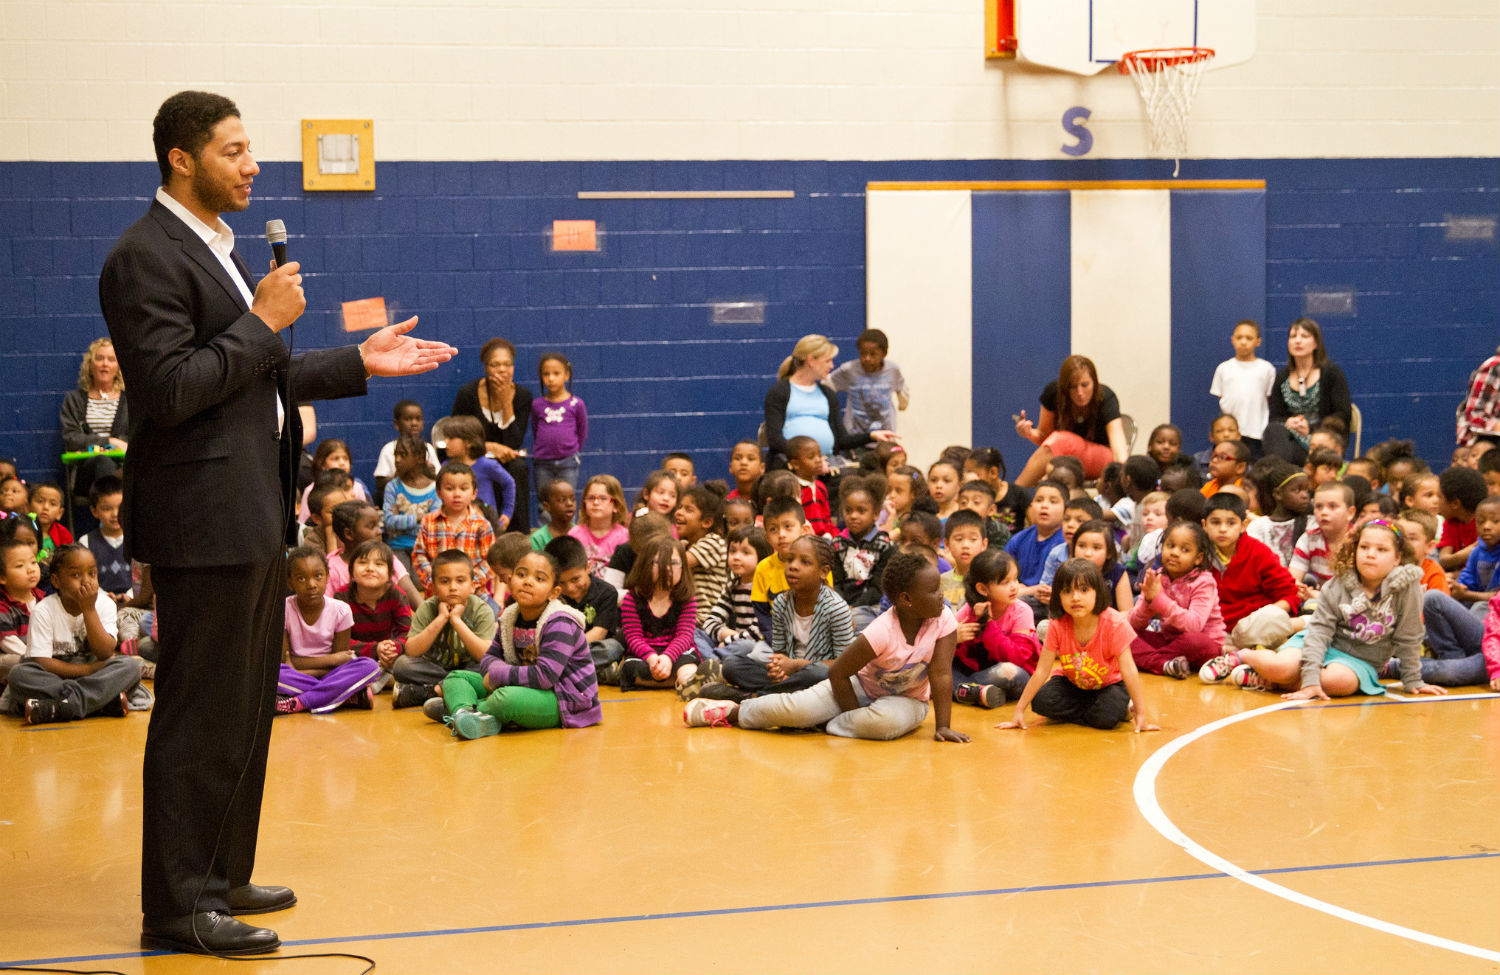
left=0, top=0, right=1495, bottom=161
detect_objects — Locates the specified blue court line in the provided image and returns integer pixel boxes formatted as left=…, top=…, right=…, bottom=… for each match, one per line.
left=6, top=850, right=1497, bottom=966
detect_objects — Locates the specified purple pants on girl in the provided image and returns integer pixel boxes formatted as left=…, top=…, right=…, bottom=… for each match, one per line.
left=277, top=658, right=381, bottom=713
left=1130, top=630, right=1222, bottom=675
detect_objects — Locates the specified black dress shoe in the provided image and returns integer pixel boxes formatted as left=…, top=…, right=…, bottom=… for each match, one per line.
left=227, top=882, right=297, bottom=915
left=141, top=911, right=280, bottom=955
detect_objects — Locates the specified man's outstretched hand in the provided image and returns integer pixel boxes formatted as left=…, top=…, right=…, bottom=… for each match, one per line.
left=359, top=317, right=458, bottom=378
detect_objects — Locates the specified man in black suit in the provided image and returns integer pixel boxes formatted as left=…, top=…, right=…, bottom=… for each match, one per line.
left=99, top=90, right=456, bottom=956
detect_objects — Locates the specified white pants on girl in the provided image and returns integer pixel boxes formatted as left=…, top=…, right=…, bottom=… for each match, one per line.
left=736, top=676, right=929, bottom=741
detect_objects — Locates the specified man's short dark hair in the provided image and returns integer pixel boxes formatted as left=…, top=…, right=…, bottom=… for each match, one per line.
left=544, top=535, right=588, bottom=574
left=153, top=90, right=240, bottom=184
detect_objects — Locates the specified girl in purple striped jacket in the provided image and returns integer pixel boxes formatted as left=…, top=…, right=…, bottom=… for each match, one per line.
left=437, top=550, right=601, bottom=740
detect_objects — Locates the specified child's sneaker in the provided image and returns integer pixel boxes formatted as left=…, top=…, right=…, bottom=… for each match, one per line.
left=97, top=692, right=129, bottom=718
left=683, top=698, right=737, bottom=728
left=595, top=660, right=621, bottom=686
left=696, top=681, right=750, bottom=703
left=676, top=667, right=711, bottom=701
left=1162, top=656, right=1192, bottom=680
left=392, top=682, right=434, bottom=709
left=452, top=707, right=500, bottom=740
left=24, top=698, right=67, bottom=725
left=1228, top=663, right=1269, bottom=690
left=274, top=695, right=304, bottom=715
left=346, top=685, right=376, bottom=710
left=953, top=682, right=1003, bottom=708
left=618, top=658, right=649, bottom=692
left=696, top=658, right=724, bottom=684
left=421, top=696, right=448, bottom=723
left=1199, top=651, right=1241, bottom=683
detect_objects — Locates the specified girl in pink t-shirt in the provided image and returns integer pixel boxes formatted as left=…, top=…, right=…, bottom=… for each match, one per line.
left=953, top=549, right=1039, bottom=709
left=278, top=546, right=381, bottom=715
left=1001, top=558, right=1157, bottom=732
left=569, top=475, right=630, bottom=576
left=683, top=553, right=970, bottom=742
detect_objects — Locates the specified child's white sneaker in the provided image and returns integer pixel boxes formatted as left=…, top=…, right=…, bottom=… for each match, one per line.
left=1228, top=663, right=1269, bottom=690
left=1199, top=651, right=1242, bottom=683
left=683, top=699, right=737, bottom=728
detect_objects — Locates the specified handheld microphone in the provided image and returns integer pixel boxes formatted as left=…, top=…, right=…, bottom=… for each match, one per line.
left=265, top=219, right=288, bottom=268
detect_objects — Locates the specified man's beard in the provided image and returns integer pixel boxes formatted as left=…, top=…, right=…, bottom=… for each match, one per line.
left=192, top=168, right=244, bottom=214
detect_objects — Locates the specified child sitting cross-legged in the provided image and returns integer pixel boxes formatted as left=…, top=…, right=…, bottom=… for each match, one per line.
left=951, top=549, right=1038, bottom=709
left=336, top=539, right=412, bottom=691
left=277, top=546, right=381, bottom=715
left=1197, top=493, right=1304, bottom=683
left=431, top=550, right=601, bottom=739
left=397, top=548, right=498, bottom=710
left=328, top=500, right=421, bottom=607
left=832, top=476, right=894, bottom=632
left=694, top=525, right=772, bottom=661
left=7, top=544, right=140, bottom=724
left=1128, top=520, right=1226, bottom=680
left=684, top=552, right=970, bottom=742
left=696, top=535, right=852, bottom=702
left=618, top=536, right=701, bottom=695
left=1000, top=558, right=1159, bottom=733
left=1230, top=519, right=1445, bottom=699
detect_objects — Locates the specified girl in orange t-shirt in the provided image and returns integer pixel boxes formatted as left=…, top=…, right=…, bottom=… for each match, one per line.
left=1000, top=558, right=1158, bottom=733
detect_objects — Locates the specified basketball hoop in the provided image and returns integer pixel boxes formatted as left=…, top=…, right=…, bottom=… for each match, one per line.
left=1118, top=47, right=1214, bottom=176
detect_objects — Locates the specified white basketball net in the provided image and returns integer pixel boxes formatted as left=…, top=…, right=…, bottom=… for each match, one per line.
left=1119, top=48, right=1213, bottom=175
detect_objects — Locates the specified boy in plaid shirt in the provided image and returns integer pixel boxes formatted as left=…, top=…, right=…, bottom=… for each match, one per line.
left=413, top=462, right=496, bottom=593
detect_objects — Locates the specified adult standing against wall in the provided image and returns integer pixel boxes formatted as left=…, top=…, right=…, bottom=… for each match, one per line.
left=1012, top=355, right=1129, bottom=487
left=1261, top=317, right=1352, bottom=466
left=100, top=90, right=456, bottom=956
left=58, top=337, right=130, bottom=515
left=451, top=337, right=533, bottom=534
left=762, top=334, right=898, bottom=467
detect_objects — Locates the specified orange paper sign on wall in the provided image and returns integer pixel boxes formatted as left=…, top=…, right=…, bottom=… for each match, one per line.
left=552, top=220, right=598, bottom=252
left=342, top=297, right=388, bottom=332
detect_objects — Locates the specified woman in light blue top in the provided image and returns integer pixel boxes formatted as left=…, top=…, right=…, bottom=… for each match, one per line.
left=762, top=334, right=899, bottom=468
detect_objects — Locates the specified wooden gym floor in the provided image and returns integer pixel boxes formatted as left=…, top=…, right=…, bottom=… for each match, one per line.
left=1, top=675, right=1497, bottom=974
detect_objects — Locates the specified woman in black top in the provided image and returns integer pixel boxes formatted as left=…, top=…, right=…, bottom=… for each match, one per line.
left=451, top=337, right=533, bottom=533
left=1012, top=355, right=1129, bottom=487
left=1261, top=317, right=1352, bottom=466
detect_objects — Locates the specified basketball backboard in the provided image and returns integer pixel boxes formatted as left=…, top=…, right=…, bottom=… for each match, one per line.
left=1015, top=0, right=1255, bottom=75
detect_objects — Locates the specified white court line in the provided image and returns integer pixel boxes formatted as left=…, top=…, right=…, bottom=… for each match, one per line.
left=1133, top=697, right=1500, bottom=963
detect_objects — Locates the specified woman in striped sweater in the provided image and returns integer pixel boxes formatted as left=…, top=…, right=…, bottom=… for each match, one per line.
left=704, top=535, right=853, bottom=701
left=437, top=550, right=601, bottom=740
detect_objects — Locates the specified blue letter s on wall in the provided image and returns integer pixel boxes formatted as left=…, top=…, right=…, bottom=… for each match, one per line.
left=1061, top=106, right=1093, bottom=157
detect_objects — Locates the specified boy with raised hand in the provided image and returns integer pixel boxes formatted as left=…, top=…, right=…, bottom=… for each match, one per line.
left=396, top=548, right=497, bottom=711
left=413, top=461, right=495, bottom=593
left=1198, top=493, right=1303, bottom=682
left=545, top=535, right=623, bottom=682
left=1289, top=481, right=1356, bottom=592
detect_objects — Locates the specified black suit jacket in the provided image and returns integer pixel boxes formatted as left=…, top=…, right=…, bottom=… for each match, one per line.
left=99, top=199, right=367, bottom=567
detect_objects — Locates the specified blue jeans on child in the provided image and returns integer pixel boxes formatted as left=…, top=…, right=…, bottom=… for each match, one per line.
left=532, top=454, right=580, bottom=510
left=1422, top=591, right=1485, bottom=659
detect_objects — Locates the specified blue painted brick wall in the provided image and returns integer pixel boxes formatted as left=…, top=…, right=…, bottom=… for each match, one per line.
left=1, top=157, right=1495, bottom=503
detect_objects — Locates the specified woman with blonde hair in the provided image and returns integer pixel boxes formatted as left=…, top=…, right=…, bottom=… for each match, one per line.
left=59, top=337, right=131, bottom=517
left=762, top=334, right=898, bottom=468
